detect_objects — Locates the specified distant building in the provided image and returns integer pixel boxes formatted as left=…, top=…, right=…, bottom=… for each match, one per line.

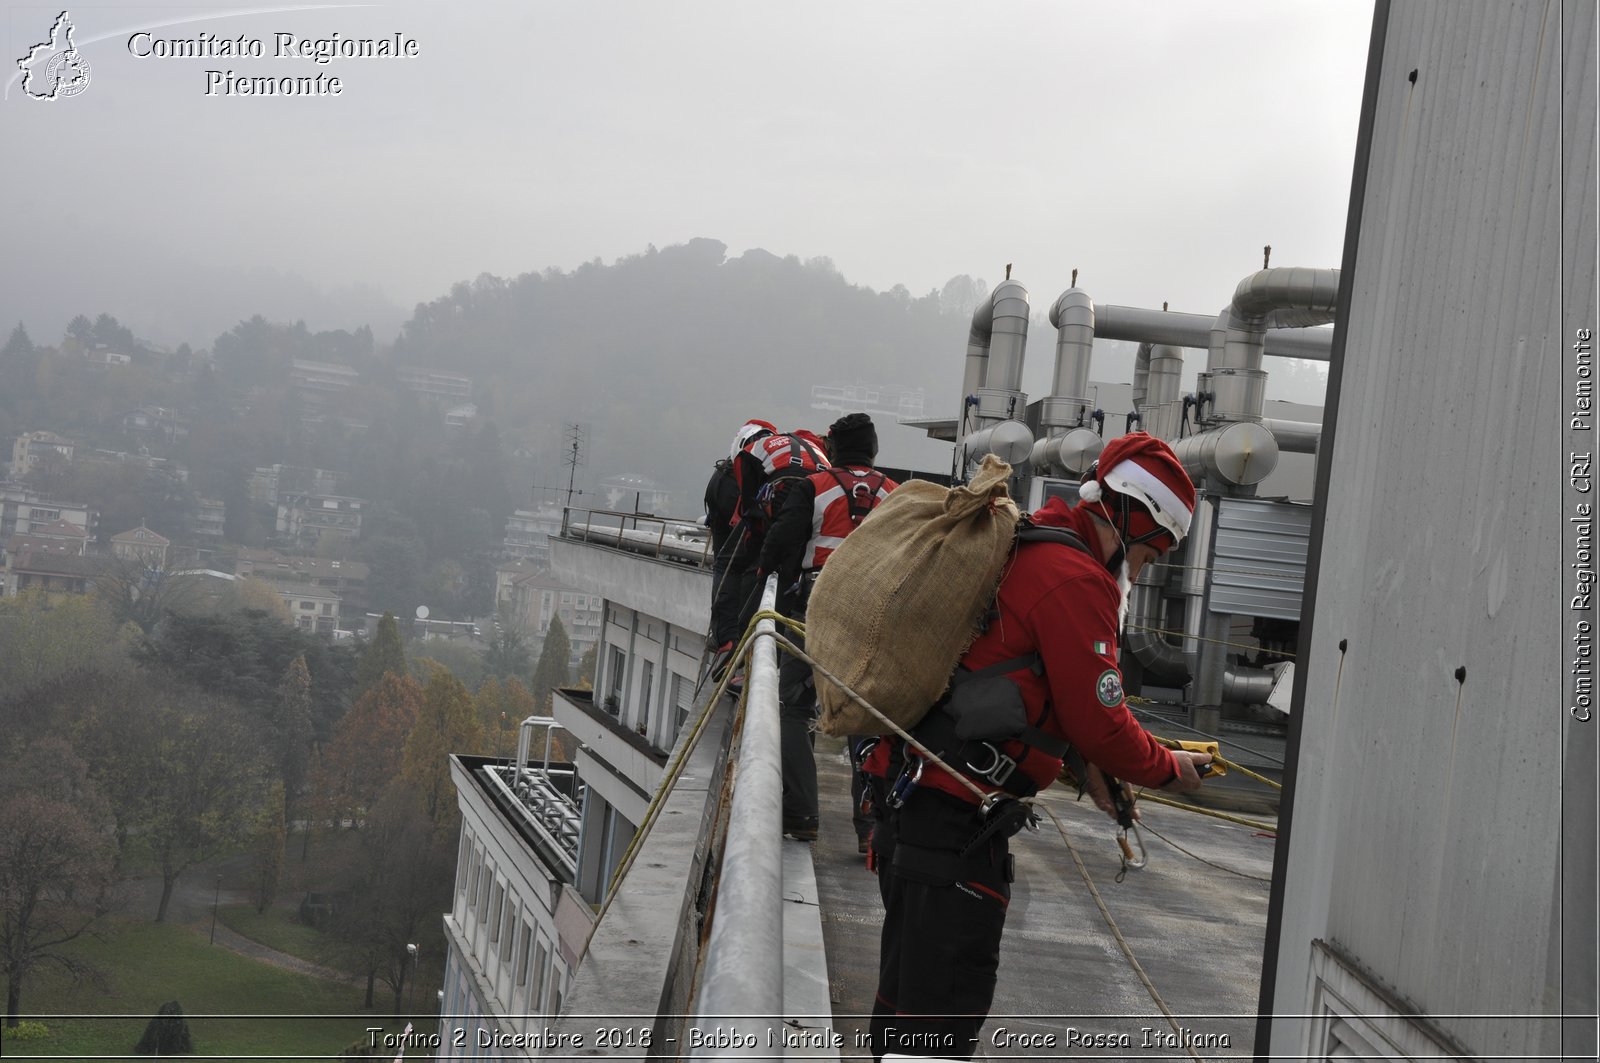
left=494, top=560, right=601, bottom=663
left=397, top=365, right=473, bottom=402
left=10, top=431, right=75, bottom=476
left=445, top=402, right=478, bottom=429
left=249, top=464, right=344, bottom=506
left=231, top=547, right=369, bottom=621
left=5, top=549, right=99, bottom=600
left=110, top=524, right=170, bottom=569
left=0, top=484, right=97, bottom=541
left=810, top=381, right=927, bottom=422
left=120, top=406, right=190, bottom=444
left=191, top=496, right=226, bottom=544
left=274, top=492, right=367, bottom=551
left=276, top=579, right=341, bottom=633
left=84, top=345, right=132, bottom=368
left=597, top=475, right=671, bottom=515
left=502, top=507, right=563, bottom=564
left=289, top=359, right=360, bottom=404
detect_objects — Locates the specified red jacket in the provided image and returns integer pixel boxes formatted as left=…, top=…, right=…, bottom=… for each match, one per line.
left=874, top=497, right=1180, bottom=803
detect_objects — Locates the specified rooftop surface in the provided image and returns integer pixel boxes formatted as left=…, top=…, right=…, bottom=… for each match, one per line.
left=807, top=734, right=1277, bottom=1061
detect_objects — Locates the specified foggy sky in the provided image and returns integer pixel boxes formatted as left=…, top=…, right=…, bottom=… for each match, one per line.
left=1, top=0, right=1373, bottom=350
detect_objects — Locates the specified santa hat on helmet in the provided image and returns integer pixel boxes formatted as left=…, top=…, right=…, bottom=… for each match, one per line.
left=729, top=419, right=777, bottom=460
left=1078, top=432, right=1196, bottom=545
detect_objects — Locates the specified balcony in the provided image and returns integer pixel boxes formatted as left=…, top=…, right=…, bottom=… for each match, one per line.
left=550, top=687, right=666, bottom=822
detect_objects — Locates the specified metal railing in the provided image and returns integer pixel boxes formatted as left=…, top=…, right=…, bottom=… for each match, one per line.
left=691, top=576, right=786, bottom=1056
left=559, top=506, right=714, bottom=567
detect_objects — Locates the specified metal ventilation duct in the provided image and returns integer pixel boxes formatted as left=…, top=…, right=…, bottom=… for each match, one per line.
left=961, top=279, right=1032, bottom=436
left=1210, top=267, right=1340, bottom=422
left=1261, top=417, right=1322, bottom=454
left=963, top=421, right=1034, bottom=467
left=1042, top=287, right=1095, bottom=431
left=1172, top=421, right=1280, bottom=487
left=1131, top=343, right=1153, bottom=413
left=1030, top=426, right=1103, bottom=476
left=1095, top=304, right=1335, bottom=360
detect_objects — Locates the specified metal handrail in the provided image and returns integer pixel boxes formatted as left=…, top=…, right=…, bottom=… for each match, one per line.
left=559, top=505, right=714, bottom=567
left=691, top=576, right=785, bottom=1056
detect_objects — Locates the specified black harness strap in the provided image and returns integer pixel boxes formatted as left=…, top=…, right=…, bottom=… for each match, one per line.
left=825, top=466, right=887, bottom=524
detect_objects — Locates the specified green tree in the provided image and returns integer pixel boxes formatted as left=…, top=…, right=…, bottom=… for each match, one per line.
left=401, top=668, right=482, bottom=827
left=272, top=655, right=315, bottom=821
left=529, top=616, right=571, bottom=711
left=482, top=627, right=531, bottom=683
left=315, top=672, right=423, bottom=829
left=329, top=781, right=453, bottom=1013
left=139, top=692, right=263, bottom=922
left=0, top=591, right=130, bottom=702
left=577, top=642, right=597, bottom=687
left=0, top=738, right=115, bottom=1027
left=252, top=780, right=287, bottom=914
left=355, top=612, right=407, bottom=696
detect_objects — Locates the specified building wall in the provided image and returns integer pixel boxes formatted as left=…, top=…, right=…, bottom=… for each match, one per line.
left=439, top=760, right=573, bottom=1057
left=1267, top=3, right=1584, bottom=1059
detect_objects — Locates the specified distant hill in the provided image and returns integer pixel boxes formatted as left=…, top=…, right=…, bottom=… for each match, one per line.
left=393, top=239, right=986, bottom=506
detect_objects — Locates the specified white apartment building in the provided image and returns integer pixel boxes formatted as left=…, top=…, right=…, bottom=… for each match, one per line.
left=438, top=517, right=712, bottom=1057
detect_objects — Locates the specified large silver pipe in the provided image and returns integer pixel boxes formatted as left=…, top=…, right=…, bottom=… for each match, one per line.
left=964, top=421, right=1034, bottom=468
left=1261, top=417, right=1322, bottom=453
left=1171, top=422, right=1280, bottom=487
left=1096, top=304, right=1335, bottom=360
left=1222, top=665, right=1279, bottom=704
left=965, top=280, right=1032, bottom=432
left=1212, top=268, right=1339, bottom=421
left=1146, top=344, right=1184, bottom=408
left=1040, top=287, right=1095, bottom=431
left=1030, top=427, right=1103, bottom=477
left=985, top=279, right=1030, bottom=395
left=1130, top=343, right=1153, bottom=413
left=1126, top=573, right=1189, bottom=681
left=692, top=576, right=784, bottom=1054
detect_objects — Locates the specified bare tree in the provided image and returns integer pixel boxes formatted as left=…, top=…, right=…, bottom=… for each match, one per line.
left=0, top=739, right=115, bottom=1027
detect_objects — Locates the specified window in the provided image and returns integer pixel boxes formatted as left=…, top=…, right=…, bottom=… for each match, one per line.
left=531, top=940, right=549, bottom=1014
left=467, top=847, right=482, bottom=908
left=499, top=894, right=515, bottom=962
left=300, top=601, right=315, bottom=610
left=477, top=860, right=493, bottom=916
left=639, top=660, right=654, bottom=727
left=489, top=881, right=504, bottom=943
left=515, top=923, right=532, bottom=986
left=606, top=648, right=625, bottom=710
left=456, top=834, right=471, bottom=896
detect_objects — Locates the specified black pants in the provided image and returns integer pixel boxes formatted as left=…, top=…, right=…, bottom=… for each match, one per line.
left=778, top=594, right=817, bottom=828
left=869, top=789, right=1012, bottom=1061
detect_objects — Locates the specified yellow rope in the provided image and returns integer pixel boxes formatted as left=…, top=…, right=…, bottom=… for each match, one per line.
left=1148, top=736, right=1284, bottom=792
left=1123, top=622, right=1296, bottom=659
left=1132, top=790, right=1278, bottom=834
left=1036, top=803, right=1208, bottom=1063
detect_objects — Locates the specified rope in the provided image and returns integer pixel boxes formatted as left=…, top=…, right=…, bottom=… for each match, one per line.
left=589, top=613, right=771, bottom=938
left=1131, top=790, right=1277, bottom=834
left=1127, top=702, right=1287, bottom=769
left=1123, top=622, right=1296, bottom=659
left=1035, top=803, right=1208, bottom=1063
left=1148, top=736, right=1283, bottom=792
left=1139, top=819, right=1272, bottom=883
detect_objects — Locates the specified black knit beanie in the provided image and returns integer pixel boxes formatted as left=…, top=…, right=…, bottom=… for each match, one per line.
left=828, top=413, right=878, bottom=463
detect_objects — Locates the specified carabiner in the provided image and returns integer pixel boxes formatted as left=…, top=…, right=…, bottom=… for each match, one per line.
left=1116, top=824, right=1148, bottom=872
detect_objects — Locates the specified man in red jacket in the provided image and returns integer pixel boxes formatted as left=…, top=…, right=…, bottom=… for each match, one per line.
left=867, top=432, right=1213, bottom=1061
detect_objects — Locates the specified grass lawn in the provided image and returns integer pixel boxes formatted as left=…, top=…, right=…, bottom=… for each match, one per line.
left=5, top=917, right=430, bottom=1060
left=216, top=904, right=347, bottom=970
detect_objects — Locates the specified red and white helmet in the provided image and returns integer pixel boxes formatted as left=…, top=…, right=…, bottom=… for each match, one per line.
left=729, top=419, right=776, bottom=460
left=1078, top=432, right=1196, bottom=546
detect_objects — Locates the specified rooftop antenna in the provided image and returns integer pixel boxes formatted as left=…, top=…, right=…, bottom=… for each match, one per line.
left=1072, top=268, right=1078, bottom=287
left=1005, top=263, right=1013, bottom=280
left=562, top=423, right=585, bottom=509
left=1263, top=244, right=1272, bottom=269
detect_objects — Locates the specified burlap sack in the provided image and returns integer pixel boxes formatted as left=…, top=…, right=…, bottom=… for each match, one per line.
left=807, top=456, right=1021, bottom=736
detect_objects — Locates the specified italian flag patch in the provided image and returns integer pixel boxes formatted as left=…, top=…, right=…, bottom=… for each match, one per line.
left=1093, top=640, right=1109, bottom=655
